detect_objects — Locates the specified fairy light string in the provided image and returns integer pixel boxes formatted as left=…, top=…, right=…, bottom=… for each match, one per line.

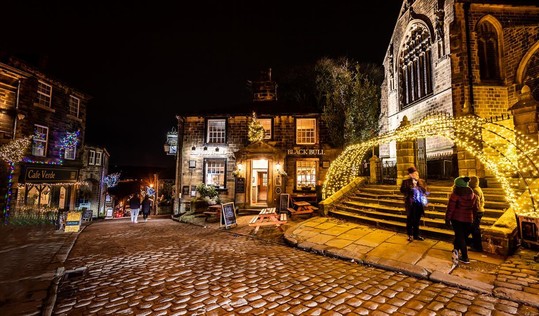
left=323, top=113, right=538, bottom=216
left=0, top=136, right=33, bottom=217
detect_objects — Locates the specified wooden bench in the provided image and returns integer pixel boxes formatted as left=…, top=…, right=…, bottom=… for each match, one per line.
left=288, top=200, right=316, bottom=219
left=248, top=207, right=287, bottom=234
left=204, top=204, right=222, bottom=221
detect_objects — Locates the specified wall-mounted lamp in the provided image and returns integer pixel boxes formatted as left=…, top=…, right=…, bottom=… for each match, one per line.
left=191, top=146, right=196, bottom=151
left=163, top=144, right=170, bottom=153
left=275, top=162, right=281, bottom=172
left=237, top=163, right=243, bottom=171
left=17, top=113, right=25, bottom=120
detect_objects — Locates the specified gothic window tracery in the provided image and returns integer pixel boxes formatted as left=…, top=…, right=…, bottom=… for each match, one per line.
left=399, top=23, right=433, bottom=108
left=477, top=20, right=501, bottom=82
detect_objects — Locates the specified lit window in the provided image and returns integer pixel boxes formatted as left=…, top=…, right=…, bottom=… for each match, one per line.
left=296, top=118, right=316, bottom=144
left=69, top=96, right=80, bottom=117
left=95, top=151, right=102, bottom=166
left=204, top=158, right=226, bottom=189
left=64, top=147, right=76, bottom=160
left=37, top=81, right=52, bottom=108
left=32, top=125, right=48, bottom=157
left=296, top=160, right=317, bottom=190
left=88, top=150, right=95, bottom=165
left=259, top=118, right=272, bottom=139
left=206, top=119, right=226, bottom=144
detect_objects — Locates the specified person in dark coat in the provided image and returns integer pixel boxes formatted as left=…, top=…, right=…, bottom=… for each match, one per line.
left=129, top=193, right=141, bottom=224
left=445, top=176, right=479, bottom=264
left=400, top=166, right=428, bottom=242
left=141, top=195, right=152, bottom=222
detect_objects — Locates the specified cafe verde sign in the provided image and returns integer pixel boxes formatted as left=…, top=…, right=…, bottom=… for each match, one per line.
left=287, top=149, right=324, bottom=155
left=24, top=167, right=79, bottom=183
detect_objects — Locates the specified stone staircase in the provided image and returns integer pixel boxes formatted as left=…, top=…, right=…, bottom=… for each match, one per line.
left=328, top=180, right=512, bottom=242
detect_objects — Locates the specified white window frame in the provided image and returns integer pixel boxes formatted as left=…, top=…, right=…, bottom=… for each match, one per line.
left=32, top=125, right=48, bottom=157
left=204, top=158, right=226, bottom=189
left=64, top=147, right=76, bottom=160
left=69, top=95, right=80, bottom=118
left=88, top=150, right=95, bottom=165
left=259, top=118, right=272, bottom=140
left=95, top=151, right=102, bottom=166
left=296, top=118, right=316, bottom=145
left=206, top=119, right=226, bottom=144
left=37, top=81, right=52, bottom=108
left=296, top=159, right=318, bottom=190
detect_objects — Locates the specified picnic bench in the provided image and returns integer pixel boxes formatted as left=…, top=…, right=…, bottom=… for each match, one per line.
left=203, top=204, right=222, bottom=222
left=287, top=200, right=318, bottom=219
left=248, top=207, right=288, bottom=234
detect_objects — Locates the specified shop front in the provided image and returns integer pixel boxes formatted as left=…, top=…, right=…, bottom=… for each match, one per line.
left=16, top=165, right=80, bottom=211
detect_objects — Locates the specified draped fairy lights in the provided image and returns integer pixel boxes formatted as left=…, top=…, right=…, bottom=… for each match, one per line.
left=323, top=113, right=539, bottom=217
left=104, top=172, right=121, bottom=188
left=0, top=136, right=32, bottom=216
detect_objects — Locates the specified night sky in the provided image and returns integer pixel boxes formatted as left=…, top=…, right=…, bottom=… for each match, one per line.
left=3, top=1, right=402, bottom=169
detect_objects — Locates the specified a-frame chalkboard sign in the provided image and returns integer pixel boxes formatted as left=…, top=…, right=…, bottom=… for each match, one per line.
left=220, top=202, right=237, bottom=229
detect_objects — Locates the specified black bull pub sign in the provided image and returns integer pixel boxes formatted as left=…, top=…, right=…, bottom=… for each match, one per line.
left=24, top=167, right=79, bottom=183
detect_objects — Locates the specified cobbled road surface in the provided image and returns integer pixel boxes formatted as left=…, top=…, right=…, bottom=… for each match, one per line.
left=53, top=218, right=539, bottom=315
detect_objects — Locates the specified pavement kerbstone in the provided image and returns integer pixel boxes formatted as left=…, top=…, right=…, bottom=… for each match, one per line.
left=429, top=271, right=493, bottom=294
left=364, top=256, right=430, bottom=279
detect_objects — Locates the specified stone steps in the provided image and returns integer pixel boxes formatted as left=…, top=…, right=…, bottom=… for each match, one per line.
left=328, top=182, right=510, bottom=240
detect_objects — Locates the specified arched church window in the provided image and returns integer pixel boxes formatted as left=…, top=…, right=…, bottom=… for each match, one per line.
left=477, top=20, right=501, bottom=82
left=399, top=24, right=433, bottom=108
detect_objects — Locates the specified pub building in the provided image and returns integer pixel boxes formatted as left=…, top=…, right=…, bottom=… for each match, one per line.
left=0, top=56, right=90, bottom=212
left=175, top=69, right=341, bottom=210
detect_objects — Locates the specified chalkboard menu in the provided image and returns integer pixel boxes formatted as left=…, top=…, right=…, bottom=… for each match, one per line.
left=82, top=209, right=93, bottom=221
left=279, top=193, right=290, bottom=212
left=220, top=202, right=237, bottom=229
left=235, top=177, right=245, bottom=193
left=64, top=211, right=82, bottom=233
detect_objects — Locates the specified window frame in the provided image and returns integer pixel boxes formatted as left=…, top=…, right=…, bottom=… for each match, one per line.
left=95, top=151, right=102, bottom=166
left=295, top=159, right=318, bottom=191
left=69, top=95, right=80, bottom=118
left=296, top=118, right=317, bottom=145
left=37, top=81, right=52, bottom=108
left=203, top=158, right=227, bottom=189
left=205, top=118, right=227, bottom=144
left=88, top=150, right=95, bottom=165
left=64, top=146, right=76, bottom=160
left=32, top=124, right=48, bottom=157
left=258, top=118, right=273, bottom=140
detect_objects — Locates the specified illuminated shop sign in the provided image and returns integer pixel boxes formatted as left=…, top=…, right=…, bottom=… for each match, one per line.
left=24, top=167, right=79, bottom=183
left=287, top=149, right=325, bottom=155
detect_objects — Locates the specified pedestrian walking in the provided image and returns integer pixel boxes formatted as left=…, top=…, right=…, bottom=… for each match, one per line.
left=468, top=175, right=484, bottom=252
left=400, top=166, right=428, bottom=242
left=141, top=195, right=152, bottom=222
left=445, top=176, right=478, bottom=264
left=129, top=193, right=141, bottom=223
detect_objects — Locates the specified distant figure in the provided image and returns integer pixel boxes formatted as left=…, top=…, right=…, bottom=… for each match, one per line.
left=129, top=193, right=141, bottom=224
left=141, top=195, right=152, bottom=222
left=400, top=166, right=428, bottom=242
left=468, top=176, right=484, bottom=252
left=445, top=176, right=478, bottom=264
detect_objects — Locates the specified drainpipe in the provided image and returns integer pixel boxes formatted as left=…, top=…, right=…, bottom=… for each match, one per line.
left=464, top=1, right=475, bottom=114
left=12, top=79, right=21, bottom=139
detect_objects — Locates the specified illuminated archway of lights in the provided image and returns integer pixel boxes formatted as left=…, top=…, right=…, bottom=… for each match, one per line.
left=323, top=113, right=539, bottom=216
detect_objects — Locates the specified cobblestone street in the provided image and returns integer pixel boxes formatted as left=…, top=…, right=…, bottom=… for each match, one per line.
left=52, top=218, right=539, bottom=315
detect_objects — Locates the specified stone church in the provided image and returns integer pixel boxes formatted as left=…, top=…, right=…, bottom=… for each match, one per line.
left=379, top=0, right=539, bottom=184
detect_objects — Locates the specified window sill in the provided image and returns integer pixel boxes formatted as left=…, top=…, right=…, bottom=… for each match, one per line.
left=67, top=114, right=82, bottom=122
left=33, top=103, right=56, bottom=113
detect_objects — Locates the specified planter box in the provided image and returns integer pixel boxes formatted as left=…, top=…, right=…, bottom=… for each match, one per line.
left=517, top=215, right=539, bottom=248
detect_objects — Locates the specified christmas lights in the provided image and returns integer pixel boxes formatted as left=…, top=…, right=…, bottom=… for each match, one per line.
left=323, top=113, right=538, bottom=216
left=104, top=172, right=121, bottom=188
left=248, top=112, right=265, bottom=143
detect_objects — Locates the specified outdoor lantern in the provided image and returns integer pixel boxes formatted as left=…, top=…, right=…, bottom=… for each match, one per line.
left=163, top=144, right=170, bottom=153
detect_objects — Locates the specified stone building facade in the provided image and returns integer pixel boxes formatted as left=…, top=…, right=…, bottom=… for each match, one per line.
left=79, top=145, right=110, bottom=218
left=380, top=0, right=539, bottom=183
left=175, top=72, right=340, bottom=210
left=0, top=56, right=90, bottom=214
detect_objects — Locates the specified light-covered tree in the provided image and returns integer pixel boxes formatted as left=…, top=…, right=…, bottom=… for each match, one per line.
left=248, top=111, right=265, bottom=143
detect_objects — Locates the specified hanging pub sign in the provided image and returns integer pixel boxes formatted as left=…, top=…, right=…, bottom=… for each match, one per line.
left=24, top=167, right=79, bottom=183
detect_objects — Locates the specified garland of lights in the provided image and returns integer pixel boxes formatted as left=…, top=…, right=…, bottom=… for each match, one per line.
left=22, top=157, right=63, bottom=165
left=323, top=113, right=539, bottom=217
left=104, top=172, right=121, bottom=188
left=59, top=130, right=80, bottom=153
left=248, top=112, right=265, bottom=143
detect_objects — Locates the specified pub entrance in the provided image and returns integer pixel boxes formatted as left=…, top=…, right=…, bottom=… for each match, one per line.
left=250, top=159, right=268, bottom=206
